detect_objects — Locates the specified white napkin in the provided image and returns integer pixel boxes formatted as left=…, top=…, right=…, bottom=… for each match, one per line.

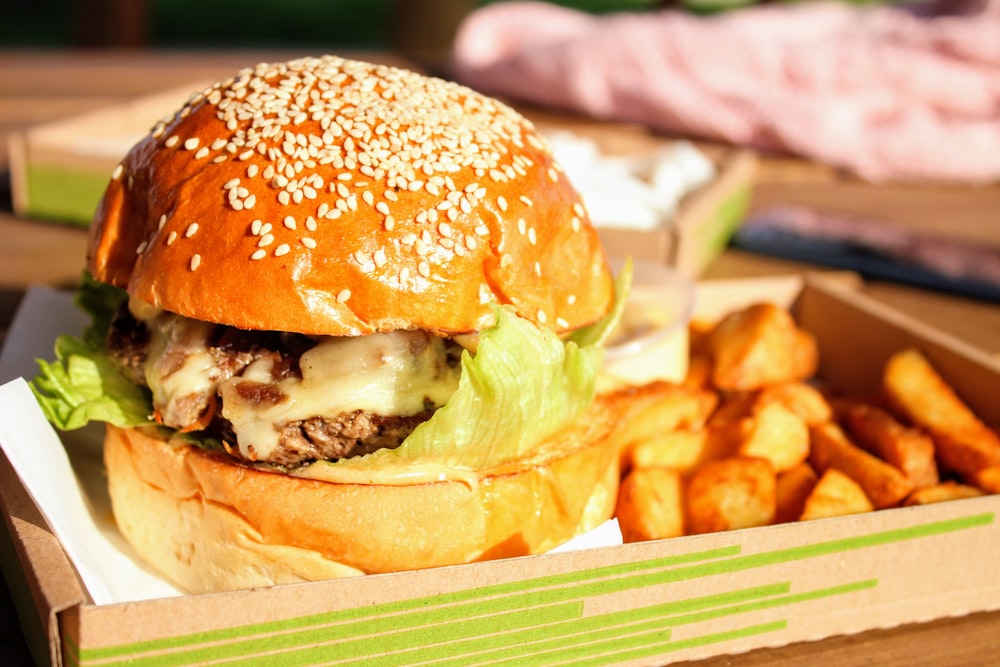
left=0, top=286, right=182, bottom=604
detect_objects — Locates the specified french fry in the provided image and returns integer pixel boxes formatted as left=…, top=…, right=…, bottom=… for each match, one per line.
left=775, top=462, right=819, bottom=524
left=809, top=422, right=914, bottom=509
left=612, top=381, right=719, bottom=464
left=682, top=353, right=713, bottom=391
left=686, top=457, right=776, bottom=534
left=799, top=468, right=874, bottom=521
left=970, top=466, right=1000, bottom=494
left=904, top=481, right=984, bottom=507
left=707, top=391, right=757, bottom=427
left=845, top=403, right=939, bottom=489
left=759, top=382, right=833, bottom=427
left=734, top=401, right=810, bottom=473
left=628, top=427, right=737, bottom=474
left=617, top=467, right=686, bottom=543
left=883, top=348, right=1000, bottom=480
left=707, top=303, right=818, bottom=392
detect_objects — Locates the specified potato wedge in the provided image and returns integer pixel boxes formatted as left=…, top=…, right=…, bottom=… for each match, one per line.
left=883, top=348, right=1000, bottom=479
left=617, top=467, right=686, bottom=543
left=799, top=468, right=874, bottom=521
left=759, top=381, right=833, bottom=427
left=612, top=382, right=719, bottom=466
left=707, top=303, right=818, bottom=392
left=735, top=401, right=810, bottom=473
left=628, top=427, right=737, bottom=474
left=775, top=462, right=819, bottom=524
left=970, top=466, right=1000, bottom=494
left=904, top=481, right=984, bottom=507
left=809, top=422, right=914, bottom=509
left=845, top=403, right=939, bottom=489
left=686, top=457, right=776, bottom=534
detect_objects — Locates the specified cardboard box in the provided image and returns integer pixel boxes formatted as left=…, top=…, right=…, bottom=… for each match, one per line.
left=594, top=149, right=757, bottom=277
left=8, top=84, right=210, bottom=227
left=3, top=275, right=1000, bottom=667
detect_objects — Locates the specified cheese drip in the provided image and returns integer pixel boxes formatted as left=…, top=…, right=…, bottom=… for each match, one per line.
left=219, top=331, right=460, bottom=461
left=138, top=305, right=461, bottom=462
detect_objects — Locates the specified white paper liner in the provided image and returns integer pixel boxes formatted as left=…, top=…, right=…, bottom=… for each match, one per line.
left=0, top=286, right=622, bottom=605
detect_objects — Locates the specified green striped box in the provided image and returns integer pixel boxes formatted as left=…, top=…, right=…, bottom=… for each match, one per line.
left=60, top=500, right=999, bottom=666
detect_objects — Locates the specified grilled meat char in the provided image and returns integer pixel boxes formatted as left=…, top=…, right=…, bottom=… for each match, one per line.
left=106, top=304, right=453, bottom=466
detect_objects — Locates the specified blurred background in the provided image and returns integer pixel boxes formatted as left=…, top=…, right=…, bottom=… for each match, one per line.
left=3, top=1, right=660, bottom=52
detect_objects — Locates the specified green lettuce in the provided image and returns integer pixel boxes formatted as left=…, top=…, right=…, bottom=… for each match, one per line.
left=32, top=334, right=153, bottom=430
left=323, top=260, right=632, bottom=471
left=31, top=275, right=153, bottom=430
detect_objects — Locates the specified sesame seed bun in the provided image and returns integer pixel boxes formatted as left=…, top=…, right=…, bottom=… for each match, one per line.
left=85, top=55, right=622, bottom=594
left=88, top=54, right=613, bottom=335
left=103, top=390, right=623, bottom=593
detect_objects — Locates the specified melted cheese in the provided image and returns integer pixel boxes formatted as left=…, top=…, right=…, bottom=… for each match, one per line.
left=143, top=314, right=221, bottom=427
left=219, top=331, right=460, bottom=460
left=135, top=305, right=461, bottom=463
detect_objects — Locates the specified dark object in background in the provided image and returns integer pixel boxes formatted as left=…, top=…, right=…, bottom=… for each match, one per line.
left=732, top=205, right=1000, bottom=302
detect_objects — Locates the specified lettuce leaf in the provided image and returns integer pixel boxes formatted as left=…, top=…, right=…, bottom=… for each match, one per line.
left=31, top=334, right=153, bottom=431
left=30, top=275, right=153, bottom=431
left=322, top=260, right=632, bottom=471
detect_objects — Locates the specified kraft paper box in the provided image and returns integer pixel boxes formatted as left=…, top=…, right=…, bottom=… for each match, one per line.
left=8, top=85, right=755, bottom=278
left=2, top=275, right=1000, bottom=667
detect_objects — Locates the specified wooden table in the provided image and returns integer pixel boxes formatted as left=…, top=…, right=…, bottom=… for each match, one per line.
left=2, top=49, right=1000, bottom=667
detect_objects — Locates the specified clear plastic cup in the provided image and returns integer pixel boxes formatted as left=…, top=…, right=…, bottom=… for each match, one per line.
left=603, top=259, right=695, bottom=387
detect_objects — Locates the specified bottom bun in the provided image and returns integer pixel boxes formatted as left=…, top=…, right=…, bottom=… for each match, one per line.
left=104, top=393, right=624, bottom=594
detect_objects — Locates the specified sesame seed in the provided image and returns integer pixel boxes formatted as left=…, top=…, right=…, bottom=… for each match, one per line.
left=111, top=164, right=124, bottom=180
left=166, top=231, right=178, bottom=246
left=567, top=294, right=577, bottom=305
left=135, top=241, right=148, bottom=255
left=537, top=309, right=547, bottom=324
left=251, top=249, right=267, bottom=260
left=146, top=55, right=575, bottom=279
left=190, top=254, right=202, bottom=271
left=158, top=214, right=167, bottom=229
left=185, top=222, right=199, bottom=238
left=274, top=243, right=290, bottom=257
left=337, top=289, right=351, bottom=303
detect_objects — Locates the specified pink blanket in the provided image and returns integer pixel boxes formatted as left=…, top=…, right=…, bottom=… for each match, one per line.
left=451, top=0, right=1000, bottom=184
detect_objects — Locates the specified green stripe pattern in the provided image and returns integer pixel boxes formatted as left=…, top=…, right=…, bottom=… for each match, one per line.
left=66, top=513, right=992, bottom=666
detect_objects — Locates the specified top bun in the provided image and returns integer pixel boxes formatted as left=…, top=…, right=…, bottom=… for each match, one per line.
left=88, top=55, right=614, bottom=336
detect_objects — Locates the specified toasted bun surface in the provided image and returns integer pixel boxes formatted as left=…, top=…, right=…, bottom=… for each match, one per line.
left=87, top=55, right=613, bottom=336
left=104, top=392, right=623, bottom=594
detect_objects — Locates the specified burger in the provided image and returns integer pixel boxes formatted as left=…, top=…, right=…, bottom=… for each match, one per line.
left=32, top=55, right=626, bottom=594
